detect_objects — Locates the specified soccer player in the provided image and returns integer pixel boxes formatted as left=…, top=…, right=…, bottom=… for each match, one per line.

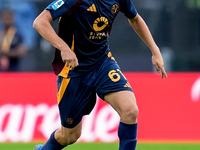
left=33, top=0, right=167, bottom=149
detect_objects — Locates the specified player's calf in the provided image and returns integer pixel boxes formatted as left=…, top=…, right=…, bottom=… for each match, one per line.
left=118, top=122, right=138, bottom=150
left=55, top=129, right=81, bottom=146
left=37, top=130, right=66, bottom=150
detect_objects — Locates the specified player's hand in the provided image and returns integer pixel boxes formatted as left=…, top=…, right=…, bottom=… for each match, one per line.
left=61, top=48, right=79, bottom=69
left=152, top=53, right=167, bottom=79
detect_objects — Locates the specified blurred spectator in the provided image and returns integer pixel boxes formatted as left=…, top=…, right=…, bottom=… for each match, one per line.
left=0, top=0, right=37, bottom=49
left=0, top=9, right=27, bottom=71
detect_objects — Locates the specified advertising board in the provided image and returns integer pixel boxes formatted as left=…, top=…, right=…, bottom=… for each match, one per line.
left=0, top=73, right=199, bottom=142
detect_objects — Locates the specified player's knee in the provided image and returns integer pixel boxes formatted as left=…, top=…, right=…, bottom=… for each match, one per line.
left=121, top=104, right=139, bottom=123
left=127, top=105, right=138, bottom=120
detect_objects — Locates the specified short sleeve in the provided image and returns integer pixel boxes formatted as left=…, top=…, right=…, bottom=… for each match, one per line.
left=45, top=0, right=79, bottom=20
left=120, top=0, right=137, bottom=19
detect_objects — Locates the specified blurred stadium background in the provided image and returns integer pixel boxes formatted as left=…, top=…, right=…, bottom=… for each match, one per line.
left=1, top=0, right=200, bottom=72
left=0, top=0, right=200, bottom=149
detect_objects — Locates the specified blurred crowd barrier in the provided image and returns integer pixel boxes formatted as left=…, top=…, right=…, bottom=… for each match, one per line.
left=0, top=0, right=200, bottom=72
left=0, top=72, right=200, bottom=142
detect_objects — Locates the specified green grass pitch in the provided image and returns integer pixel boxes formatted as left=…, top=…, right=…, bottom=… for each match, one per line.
left=0, top=142, right=200, bottom=150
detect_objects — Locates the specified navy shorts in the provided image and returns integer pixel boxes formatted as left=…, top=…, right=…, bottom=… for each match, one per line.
left=57, top=56, right=133, bottom=128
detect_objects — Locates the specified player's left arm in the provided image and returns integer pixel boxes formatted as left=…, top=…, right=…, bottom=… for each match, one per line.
left=128, top=14, right=167, bottom=79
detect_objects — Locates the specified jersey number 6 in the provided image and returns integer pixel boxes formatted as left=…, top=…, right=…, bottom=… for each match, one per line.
left=108, top=69, right=126, bottom=82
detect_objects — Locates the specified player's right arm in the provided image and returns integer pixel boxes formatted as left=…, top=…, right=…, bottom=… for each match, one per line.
left=33, top=10, right=78, bottom=68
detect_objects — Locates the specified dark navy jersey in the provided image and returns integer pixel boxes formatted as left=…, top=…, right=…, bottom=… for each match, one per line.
left=46, top=0, right=137, bottom=77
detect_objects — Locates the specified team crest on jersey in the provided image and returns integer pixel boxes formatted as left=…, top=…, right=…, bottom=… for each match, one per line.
left=66, top=118, right=73, bottom=124
left=51, top=0, right=64, bottom=10
left=111, top=3, right=119, bottom=15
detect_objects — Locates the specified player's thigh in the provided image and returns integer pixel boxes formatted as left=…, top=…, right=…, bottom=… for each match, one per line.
left=96, top=57, right=137, bottom=114
left=57, top=75, right=96, bottom=128
left=104, top=91, right=138, bottom=116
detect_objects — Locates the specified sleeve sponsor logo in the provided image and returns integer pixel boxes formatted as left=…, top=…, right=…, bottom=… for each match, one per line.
left=51, top=0, right=64, bottom=10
